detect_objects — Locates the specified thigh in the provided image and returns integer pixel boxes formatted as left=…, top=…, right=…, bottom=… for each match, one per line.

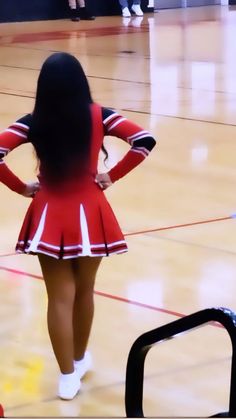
left=72, top=256, right=102, bottom=291
left=38, top=254, right=76, bottom=300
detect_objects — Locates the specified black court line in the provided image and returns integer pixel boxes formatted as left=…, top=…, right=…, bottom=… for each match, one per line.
left=2, top=62, right=236, bottom=96
left=122, top=108, right=236, bottom=127
left=0, top=42, right=60, bottom=53
left=0, top=64, right=151, bottom=86
left=1, top=59, right=236, bottom=97
left=0, top=88, right=236, bottom=128
left=140, top=232, right=236, bottom=257
left=0, top=90, right=34, bottom=99
left=0, top=63, right=38, bottom=71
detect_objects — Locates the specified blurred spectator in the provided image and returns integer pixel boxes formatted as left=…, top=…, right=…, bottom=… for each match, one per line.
left=68, top=0, right=95, bottom=21
left=118, top=0, right=143, bottom=17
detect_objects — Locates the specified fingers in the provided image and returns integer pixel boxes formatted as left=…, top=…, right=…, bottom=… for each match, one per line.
left=97, top=182, right=110, bottom=190
left=30, top=183, right=41, bottom=197
left=95, top=173, right=112, bottom=190
left=23, top=181, right=41, bottom=198
left=95, top=179, right=107, bottom=190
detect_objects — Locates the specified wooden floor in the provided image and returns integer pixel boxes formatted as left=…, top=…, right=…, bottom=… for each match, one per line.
left=1, top=4, right=236, bottom=417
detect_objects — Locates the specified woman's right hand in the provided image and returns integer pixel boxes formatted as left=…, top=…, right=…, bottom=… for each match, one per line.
left=22, top=181, right=41, bottom=198
left=95, top=173, right=112, bottom=190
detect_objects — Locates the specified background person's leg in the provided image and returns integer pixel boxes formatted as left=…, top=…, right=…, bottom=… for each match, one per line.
left=68, top=0, right=80, bottom=21
left=119, top=0, right=131, bottom=16
left=78, top=0, right=95, bottom=20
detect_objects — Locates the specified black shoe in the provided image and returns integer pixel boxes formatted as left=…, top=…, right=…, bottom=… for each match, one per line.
left=70, top=9, right=80, bottom=21
left=79, top=7, right=95, bottom=20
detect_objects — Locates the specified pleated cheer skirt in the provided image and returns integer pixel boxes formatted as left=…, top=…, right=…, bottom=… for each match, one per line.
left=16, top=180, right=128, bottom=259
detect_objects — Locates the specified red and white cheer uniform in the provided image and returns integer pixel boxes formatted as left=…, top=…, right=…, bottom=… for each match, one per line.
left=0, top=104, right=156, bottom=259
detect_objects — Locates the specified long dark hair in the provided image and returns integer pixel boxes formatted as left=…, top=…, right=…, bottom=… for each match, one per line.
left=29, top=52, right=93, bottom=182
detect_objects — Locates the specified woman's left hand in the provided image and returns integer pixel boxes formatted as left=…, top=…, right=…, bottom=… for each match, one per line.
left=95, top=173, right=112, bottom=190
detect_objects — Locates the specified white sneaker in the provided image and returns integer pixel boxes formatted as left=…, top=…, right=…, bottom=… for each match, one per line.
left=122, top=7, right=131, bottom=17
left=74, top=351, right=92, bottom=380
left=131, top=4, right=144, bottom=16
left=58, top=370, right=81, bottom=400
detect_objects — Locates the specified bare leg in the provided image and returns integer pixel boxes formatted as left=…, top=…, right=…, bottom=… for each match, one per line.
left=72, top=256, right=102, bottom=360
left=38, top=254, right=76, bottom=374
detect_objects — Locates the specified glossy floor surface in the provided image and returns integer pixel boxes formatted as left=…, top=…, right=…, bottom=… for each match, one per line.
left=0, top=4, right=236, bottom=418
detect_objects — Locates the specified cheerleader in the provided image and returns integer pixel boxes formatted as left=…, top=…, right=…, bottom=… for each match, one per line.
left=0, top=52, right=156, bottom=400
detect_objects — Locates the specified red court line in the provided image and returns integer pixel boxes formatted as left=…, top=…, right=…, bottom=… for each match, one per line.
left=0, top=265, right=182, bottom=316
left=0, top=215, right=233, bottom=258
left=0, top=265, right=222, bottom=328
left=0, top=25, right=149, bottom=45
left=124, top=215, right=233, bottom=237
left=0, top=266, right=42, bottom=280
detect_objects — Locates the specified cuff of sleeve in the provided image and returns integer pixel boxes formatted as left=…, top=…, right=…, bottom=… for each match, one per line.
left=107, top=169, right=117, bottom=184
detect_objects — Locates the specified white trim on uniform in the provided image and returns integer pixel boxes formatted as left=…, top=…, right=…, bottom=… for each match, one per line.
left=64, top=244, right=83, bottom=250
left=27, top=204, right=48, bottom=253
left=39, top=241, right=60, bottom=250
left=127, top=130, right=149, bottom=141
left=107, top=240, right=126, bottom=248
left=107, top=248, right=128, bottom=255
left=36, top=249, right=60, bottom=259
left=90, top=243, right=108, bottom=249
left=63, top=252, right=106, bottom=259
left=107, top=117, right=126, bottom=132
left=0, top=146, right=10, bottom=153
left=131, top=148, right=149, bottom=158
left=80, top=204, right=92, bottom=256
left=13, top=122, right=29, bottom=130
left=6, top=128, right=27, bottom=138
left=0, top=147, right=10, bottom=158
left=103, top=112, right=119, bottom=124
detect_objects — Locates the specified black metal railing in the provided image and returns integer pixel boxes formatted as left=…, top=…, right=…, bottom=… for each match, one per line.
left=125, top=307, right=236, bottom=418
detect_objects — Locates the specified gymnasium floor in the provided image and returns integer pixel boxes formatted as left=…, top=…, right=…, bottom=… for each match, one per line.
left=0, top=4, right=236, bottom=417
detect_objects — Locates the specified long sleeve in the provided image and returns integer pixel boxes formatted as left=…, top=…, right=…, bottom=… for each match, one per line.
left=102, top=108, right=156, bottom=183
left=0, top=117, right=30, bottom=193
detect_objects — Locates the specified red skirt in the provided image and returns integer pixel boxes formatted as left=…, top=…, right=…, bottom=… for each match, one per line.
left=16, top=181, right=128, bottom=259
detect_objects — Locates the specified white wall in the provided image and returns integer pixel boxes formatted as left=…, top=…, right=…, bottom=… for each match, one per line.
left=155, top=0, right=228, bottom=6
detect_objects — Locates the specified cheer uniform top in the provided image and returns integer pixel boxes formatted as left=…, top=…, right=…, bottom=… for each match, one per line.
left=0, top=103, right=156, bottom=259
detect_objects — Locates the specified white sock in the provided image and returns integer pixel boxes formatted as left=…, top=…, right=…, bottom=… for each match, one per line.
left=60, top=370, right=76, bottom=381
left=74, top=359, right=83, bottom=368
left=73, top=351, right=92, bottom=379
